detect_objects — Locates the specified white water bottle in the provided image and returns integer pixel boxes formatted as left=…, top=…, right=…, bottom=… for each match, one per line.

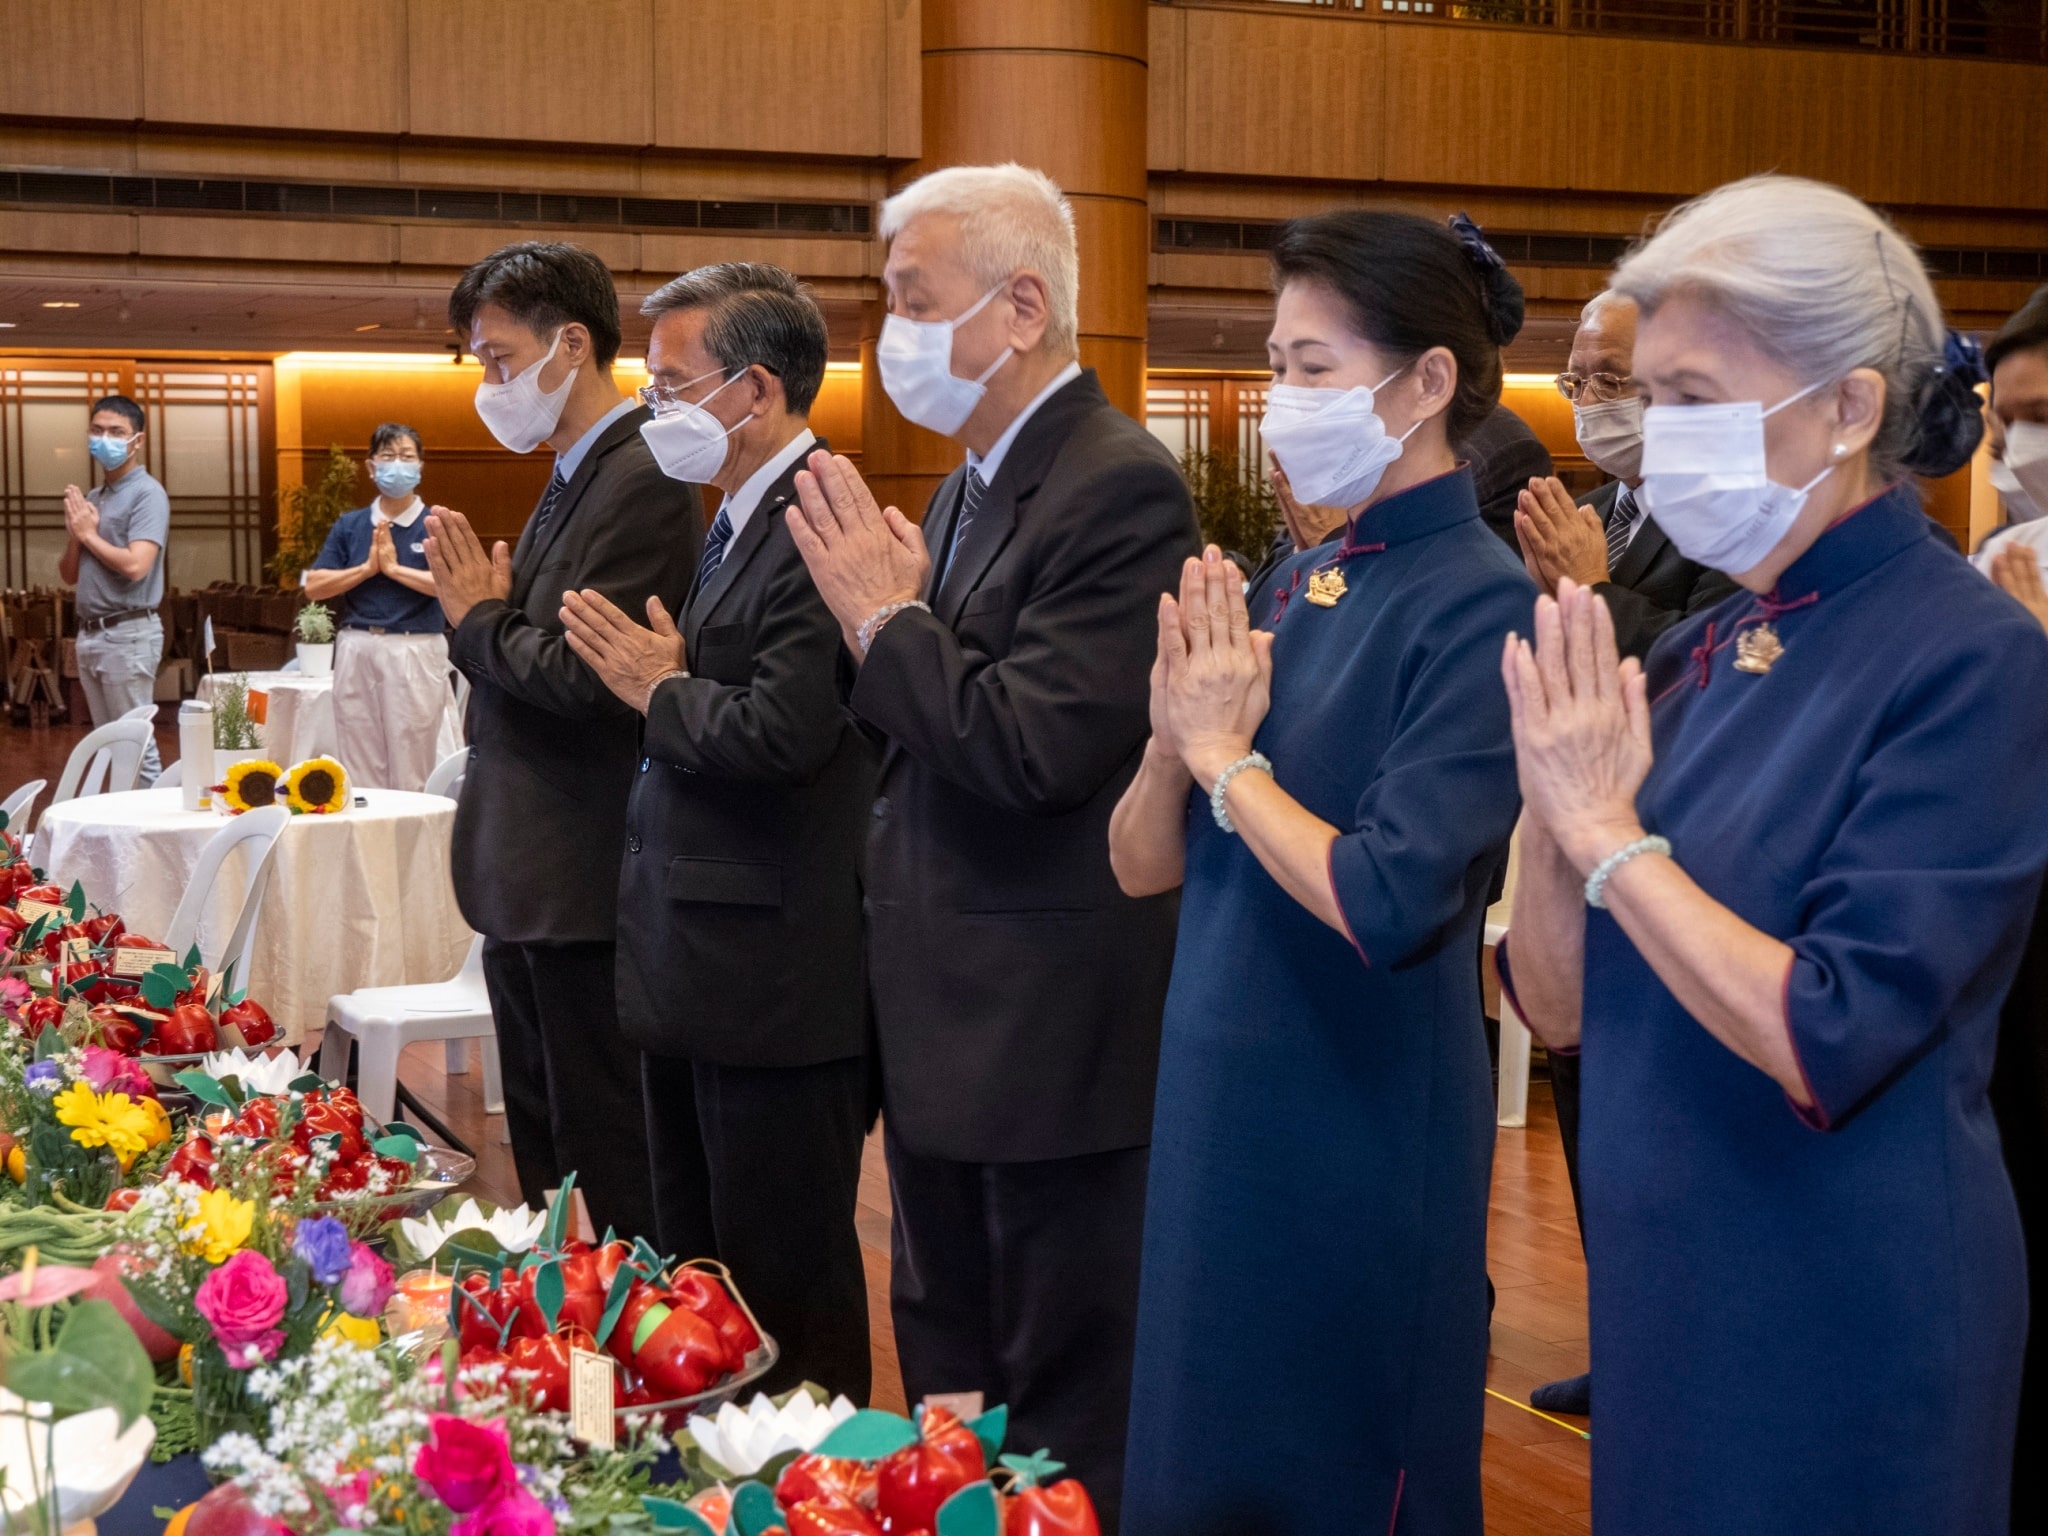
left=177, top=699, right=214, bottom=811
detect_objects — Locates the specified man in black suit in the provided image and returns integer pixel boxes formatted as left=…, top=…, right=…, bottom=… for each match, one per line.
left=1511, top=290, right=1737, bottom=1421
left=785, top=164, right=1197, bottom=1531
left=423, top=241, right=700, bottom=1241
left=1514, top=291, right=1738, bottom=663
left=557, top=262, right=875, bottom=1401
left=1460, top=399, right=1555, bottom=545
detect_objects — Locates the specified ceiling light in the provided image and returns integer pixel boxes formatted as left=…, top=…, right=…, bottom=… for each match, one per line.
left=0, top=322, right=14, bottom=329
left=354, top=323, right=382, bottom=332
left=41, top=301, right=80, bottom=309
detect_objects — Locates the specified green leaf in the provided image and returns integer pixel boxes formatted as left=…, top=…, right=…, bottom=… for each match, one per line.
left=172, top=1071, right=235, bottom=1108
left=730, top=1481, right=782, bottom=1536
left=438, top=1239, right=512, bottom=1274
left=543, top=1170, right=578, bottom=1251
left=287, top=1073, right=328, bottom=1094
left=376, top=1120, right=426, bottom=1143
left=965, top=1404, right=1008, bottom=1462
left=183, top=945, right=201, bottom=972
left=813, top=1408, right=920, bottom=1461
left=935, top=1482, right=1000, bottom=1536
left=141, top=963, right=186, bottom=1011
left=532, top=1259, right=564, bottom=1335
left=638, top=1498, right=717, bottom=1535
left=22, top=913, right=53, bottom=949
left=371, top=1135, right=421, bottom=1164
left=3, top=1299, right=156, bottom=1429
left=32, top=1024, right=63, bottom=1062
left=594, top=1264, right=638, bottom=1347
left=65, top=881, right=85, bottom=922
left=997, top=1449, right=1065, bottom=1490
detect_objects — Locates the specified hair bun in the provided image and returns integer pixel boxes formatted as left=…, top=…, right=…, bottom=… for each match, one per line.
left=1900, top=330, right=1987, bottom=479
left=1446, top=212, right=1525, bottom=347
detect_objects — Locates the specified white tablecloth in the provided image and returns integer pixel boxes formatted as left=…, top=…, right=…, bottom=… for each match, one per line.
left=38, top=787, right=472, bottom=1045
left=196, top=671, right=335, bottom=765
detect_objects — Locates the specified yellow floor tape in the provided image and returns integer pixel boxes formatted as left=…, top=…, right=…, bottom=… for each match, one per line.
left=1485, top=1386, right=1592, bottom=1440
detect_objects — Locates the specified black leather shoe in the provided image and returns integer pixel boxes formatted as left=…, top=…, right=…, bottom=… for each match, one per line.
left=1530, top=1372, right=1590, bottom=1416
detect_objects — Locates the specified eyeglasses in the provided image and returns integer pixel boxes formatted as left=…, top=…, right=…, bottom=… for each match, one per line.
left=1554, top=371, right=1638, bottom=404
left=638, top=364, right=774, bottom=418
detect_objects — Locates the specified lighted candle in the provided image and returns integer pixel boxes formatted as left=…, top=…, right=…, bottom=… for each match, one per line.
left=395, top=1267, right=454, bottom=1334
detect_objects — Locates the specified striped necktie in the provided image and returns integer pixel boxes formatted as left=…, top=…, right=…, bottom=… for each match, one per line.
left=694, top=505, right=735, bottom=596
left=937, top=468, right=987, bottom=598
left=1604, top=485, right=1638, bottom=570
left=528, top=469, right=569, bottom=545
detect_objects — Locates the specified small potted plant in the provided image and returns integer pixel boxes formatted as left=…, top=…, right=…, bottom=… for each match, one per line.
left=294, top=601, right=335, bottom=677
left=212, top=673, right=267, bottom=773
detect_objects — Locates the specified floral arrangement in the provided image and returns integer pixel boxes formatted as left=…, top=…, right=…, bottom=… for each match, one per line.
left=220, top=759, right=285, bottom=813
left=292, top=602, right=335, bottom=646
left=211, top=675, right=264, bottom=752
left=0, top=1029, right=173, bottom=1210
left=218, top=756, right=349, bottom=816
left=199, top=1336, right=672, bottom=1535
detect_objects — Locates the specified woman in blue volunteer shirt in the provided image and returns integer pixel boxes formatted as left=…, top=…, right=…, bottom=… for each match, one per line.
left=1499, top=175, right=2048, bottom=1534
left=305, top=422, right=453, bottom=790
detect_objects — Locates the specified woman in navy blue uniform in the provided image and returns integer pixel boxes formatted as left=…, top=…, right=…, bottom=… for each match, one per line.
left=1498, top=175, right=2048, bottom=1535
left=1111, top=211, right=1534, bottom=1534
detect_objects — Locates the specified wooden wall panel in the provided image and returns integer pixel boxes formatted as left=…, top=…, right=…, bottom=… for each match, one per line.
left=885, top=0, right=922, bottom=161
left=651, top=0, right=893, bottom=157
left=1382, top=28, right=1570, bottom=190
left=1070, top=198, right=1152, bottom=338
left=407, top=0, right=652, bottom=147
left=395, top=225, right=639, bottom=274
left=137, top=216, right=396, bottom=266
left=1565, top=38, right=1758, bottom=196
left=1181, top=8, right=1382, bottom=182
left=1148, top=4, right=1185, bottom=174
left=141, top=0, right=404, bottom=134
left=919, top=52, right=1149, bottom=199
left=638, top=233, right=871, bottom=281
left=0, top=210, right=133, bottom=257
left=924, top=0, right=1145, bottom=56
left=0, top=1, right=139, bottom=122
left=136, top=136, right=400, bottom=182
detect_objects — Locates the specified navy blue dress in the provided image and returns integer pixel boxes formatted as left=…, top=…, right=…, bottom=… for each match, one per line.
left=1517, top=485, right=2048, bottom=1533
left=1123, top=468, right=1532, bottom=1535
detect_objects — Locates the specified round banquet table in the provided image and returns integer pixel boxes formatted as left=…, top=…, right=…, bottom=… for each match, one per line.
left=37, top=787, right=472, bottom=1045
left=195, top=669, right=335, bottom=765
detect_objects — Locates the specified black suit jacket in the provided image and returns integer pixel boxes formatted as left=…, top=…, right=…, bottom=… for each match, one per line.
left=1581, top=480, right=1740, bottom=662
left=615, top=438, right=877, bottom=1067
left=1459, top=402, right=1554, bottom=549
left=449, top=404, right=702, bottom=943
left=850, top=370, right=1200, bottom=1163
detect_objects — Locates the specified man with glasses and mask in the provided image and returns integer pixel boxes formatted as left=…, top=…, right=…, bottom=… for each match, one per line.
left=305, top=423, right=455, bottom=791
left=61, top=393, right=169, bottom=783
left=784, top=164, right=1197, bottom=1530
left=1514, top=291, right=1736, bottom=664
left=557, top=262, right=875, bottom=1401
left=423, top=241, right=701, bottom=1241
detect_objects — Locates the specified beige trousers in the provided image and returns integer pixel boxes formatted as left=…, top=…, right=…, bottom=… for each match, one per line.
left=330, top=629, right=460, bottom=792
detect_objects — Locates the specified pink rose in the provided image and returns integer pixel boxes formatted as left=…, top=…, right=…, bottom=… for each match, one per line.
left=80, top=1045, right=154, bottom=1099
left=414, top=1414, right=516, bottom=1514
left=0, top=976, right=31, bottom=1010
left=337, top=1242, right=394, bottom=1318
left=452, top=1490, right=555, bottom=1536
left=193, top=1249, right=289, bottom=1369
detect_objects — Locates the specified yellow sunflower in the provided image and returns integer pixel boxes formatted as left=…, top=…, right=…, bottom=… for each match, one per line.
left=220, top=759, right=284, bottom=813
left=285, top=757, right=348, bottom=814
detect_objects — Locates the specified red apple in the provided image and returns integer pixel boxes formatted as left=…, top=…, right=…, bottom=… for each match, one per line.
left=87, top=1250, right=179, bottom=1362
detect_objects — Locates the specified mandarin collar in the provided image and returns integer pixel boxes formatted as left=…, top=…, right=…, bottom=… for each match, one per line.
left=1339, top=465, right=1481, bottom=553
left=1771, top=482, right=1931, bottom=604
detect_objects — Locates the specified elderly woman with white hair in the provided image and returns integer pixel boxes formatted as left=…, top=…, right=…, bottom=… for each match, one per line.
left=1497, top=174, right=2048, bottom=1532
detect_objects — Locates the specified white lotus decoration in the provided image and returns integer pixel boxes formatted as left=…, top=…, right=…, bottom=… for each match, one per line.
left=399, top=1197, right=546, bottom=1260
left=685, top=1390, right=858, bottom=1475
left=0, top=1390, right=155, bottom=1532
left=199, top=1047, right=307, bottom=1097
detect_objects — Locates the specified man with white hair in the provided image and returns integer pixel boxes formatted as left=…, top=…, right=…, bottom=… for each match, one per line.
left=1515, top=290, right=1735, bottom=663
left=787, top=162, right=1197, bottom=1528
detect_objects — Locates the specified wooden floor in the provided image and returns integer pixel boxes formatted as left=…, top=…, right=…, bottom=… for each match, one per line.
left=2, top=714, right=1594, bottom=1533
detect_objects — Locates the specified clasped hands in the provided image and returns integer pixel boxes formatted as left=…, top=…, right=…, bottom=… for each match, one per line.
left=1501, top=578, right=1654, bottom=877
left=1147, top=547, right=1275, bottom=790
left=422, top=506, right=511, bottom=629
left=62, top=485, right=98, bottom=541
left=786, top=450, right=930, bottom=656
left=1516, top=476, right=1610, bottom=594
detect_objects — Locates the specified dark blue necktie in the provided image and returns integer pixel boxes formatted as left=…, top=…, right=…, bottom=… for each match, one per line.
left=528, top=469, right=568, bottom=545
left=936, top=468, right=987, bottom=601
left=694, top=505, right=735, bottom=596
left=1604, top=485, right=1638, bottom=569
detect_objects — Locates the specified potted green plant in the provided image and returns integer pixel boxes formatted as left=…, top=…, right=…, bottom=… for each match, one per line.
left=293, top=601, right=336, bottom=677
left=211, top=674, right=269, bottom=775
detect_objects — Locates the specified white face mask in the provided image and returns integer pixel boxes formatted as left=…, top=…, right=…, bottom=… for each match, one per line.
left=1259, top=369, right=1416, bottom=509
left=876, top=284, right=1012, bottom=437
left=1572, top=395, right=1645, bottom=482
left=2001, top=421, right=2048, bottom=523
left=474, top=329, right=576, bottom=454
left=640, top=369, right=746, bottom=484
left=1639, top=380, right=1833, bottom=576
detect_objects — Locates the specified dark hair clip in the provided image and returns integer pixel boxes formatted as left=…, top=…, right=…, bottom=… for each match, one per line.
left=1902, top=328, right=1988, bottom=479
left=1942, top=329, right=1989, bottom=389
left=1448, top=212, right=1504, bottom=276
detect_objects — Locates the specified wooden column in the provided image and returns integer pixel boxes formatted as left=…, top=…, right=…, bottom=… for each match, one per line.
left=861, top=0, right=1151, bottom=520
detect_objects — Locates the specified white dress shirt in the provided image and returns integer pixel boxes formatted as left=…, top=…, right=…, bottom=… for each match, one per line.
left=555, top=396, right=639, bottom=483
left=966, top=360, right=1083, bottom=488
left=721, top=427, right=818, bottom=544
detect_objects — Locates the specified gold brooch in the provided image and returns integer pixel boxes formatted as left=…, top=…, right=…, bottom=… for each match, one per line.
left=1305, top=567, right=1348, bottom=607
left=1734, top=624, right=1783, bottom=674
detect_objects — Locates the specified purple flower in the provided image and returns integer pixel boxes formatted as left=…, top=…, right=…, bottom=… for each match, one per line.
left=292, top=1214, right=352, bottom=1287
left=24, top=1059, right=60, bottom=1094
left=337, top=1241, right=394, bottom=1318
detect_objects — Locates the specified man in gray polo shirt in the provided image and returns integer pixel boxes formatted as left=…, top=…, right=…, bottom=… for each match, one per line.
left=60, top=394, right=169, bottom=784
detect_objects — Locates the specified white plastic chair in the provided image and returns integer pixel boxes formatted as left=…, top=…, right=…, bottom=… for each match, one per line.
left=45, top=718, right=154, bottom=818
left=1485, top=824, right=1529, bottom=1128
left=161, top=806, right=290, bottom=987
left=120, top=702, right=158, bottom=722
left=156, top=761, right=182, bottom=788
left=319, top=936, right=502, bottom=1126
left=280, top=656, right=302, bottom=674
left=1, top=779, right=45, bottom=833
left=423, top=750, right=468, bottom=800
